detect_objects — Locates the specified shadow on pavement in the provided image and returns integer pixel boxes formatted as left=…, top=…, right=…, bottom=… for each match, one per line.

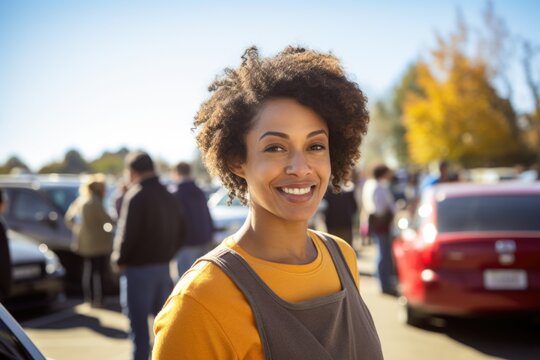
left=26, top=312, right=128, bottom=339
left=421, top=316, right=540, bottom=360
left=21, top=300, right=128, bottom=340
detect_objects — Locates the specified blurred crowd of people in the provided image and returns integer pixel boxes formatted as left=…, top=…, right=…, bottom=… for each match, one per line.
left=61, top=152, right=214, bottom=360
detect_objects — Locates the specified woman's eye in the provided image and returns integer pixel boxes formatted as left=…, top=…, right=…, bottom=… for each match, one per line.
left=310, top=143, right=326, bottom=151
left=264, top=145, right=285, bottom=153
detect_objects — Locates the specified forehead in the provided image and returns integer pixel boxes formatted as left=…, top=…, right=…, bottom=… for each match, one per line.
left=250, top=98, right=328, bottom=134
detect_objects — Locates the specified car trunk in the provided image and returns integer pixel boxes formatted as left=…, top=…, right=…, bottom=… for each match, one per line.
left=433, top=193, right=540, bottom=291
left=435, top=232, right=540, bottom=292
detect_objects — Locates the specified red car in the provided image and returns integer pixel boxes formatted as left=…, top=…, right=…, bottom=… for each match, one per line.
left=392, top=182, right=540, bottom=326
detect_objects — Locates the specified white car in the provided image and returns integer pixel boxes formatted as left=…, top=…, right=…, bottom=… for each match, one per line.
left=5, top=230, right=65, bottom=311
left=208, top=188, right=249, bottom=244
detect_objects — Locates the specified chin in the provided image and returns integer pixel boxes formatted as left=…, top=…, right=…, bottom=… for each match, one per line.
left=281, top=208, right=318, bottom=224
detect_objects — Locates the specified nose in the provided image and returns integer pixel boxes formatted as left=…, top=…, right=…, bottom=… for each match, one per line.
left=285, top=150, right=312, bottom=177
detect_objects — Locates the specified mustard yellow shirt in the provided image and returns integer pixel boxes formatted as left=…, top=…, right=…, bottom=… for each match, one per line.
left=153, top=230, right=359, bottom=360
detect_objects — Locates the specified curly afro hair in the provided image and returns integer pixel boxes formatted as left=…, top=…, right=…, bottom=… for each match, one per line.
left=194, top=46, right=369, bottom=204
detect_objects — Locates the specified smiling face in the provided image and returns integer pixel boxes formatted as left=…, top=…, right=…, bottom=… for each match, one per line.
left=231, top=98, right=331, bottom=225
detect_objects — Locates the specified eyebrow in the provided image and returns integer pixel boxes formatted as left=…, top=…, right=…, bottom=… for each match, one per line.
left=258, top=129, right=328, bottom=141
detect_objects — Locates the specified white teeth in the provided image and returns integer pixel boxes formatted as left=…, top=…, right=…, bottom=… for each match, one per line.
left=282, top=187, right=311, bottom=195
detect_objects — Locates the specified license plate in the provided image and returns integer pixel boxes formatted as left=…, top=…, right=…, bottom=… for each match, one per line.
left=483, top=269, right=527, bottom=290
left=13, top=265, right=42, bottom=280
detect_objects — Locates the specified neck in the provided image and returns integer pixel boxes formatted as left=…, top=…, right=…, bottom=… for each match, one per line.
left=177, top=175, right=190, bottom=183
left=90, top=192, right=103, bottom=200
left=233, top=208, right=316, bottom=265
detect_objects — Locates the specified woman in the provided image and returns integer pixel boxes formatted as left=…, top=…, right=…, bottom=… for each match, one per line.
left=65, top=174, right=114, bottom=307
left=153, top=46, right=383, bottom=359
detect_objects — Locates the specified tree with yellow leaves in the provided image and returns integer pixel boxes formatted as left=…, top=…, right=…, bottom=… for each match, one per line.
left=403, top=12, right=534, bottom=167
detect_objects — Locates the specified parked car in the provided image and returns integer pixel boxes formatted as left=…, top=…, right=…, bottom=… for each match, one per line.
left=0, top=174, right=82, bottom=287
left=207, top=188, right=249, bottom=243
left=0, top=303, right=47, bottom=359
left=392, top=182, right=540, bottom=326
left=4, top=230, right=65, bottom=311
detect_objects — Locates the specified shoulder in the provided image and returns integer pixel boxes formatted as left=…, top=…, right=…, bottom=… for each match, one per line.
left=154, top=263, right=241, bottom=358
left=85, top=196, right=101, bottom=208
left=174, top=182, right=186, bottom=192
left=335, top=237, right=356, bottom=259
left=311, top=231, right=359, bottom=286
left=312, top=231, right=356, bottom=259
left=169, top=240, right=252, bottom=313
left=157, top=257, right=230, bottom=325
left=154, top=250, right=248, bottom=359
left=171, top=258, right=232, bottom=300
left=124, top=184, right=144, bottom=205
left=125, top=183, right=142, bottom=199
left=75, top=197, right=94, bottom=212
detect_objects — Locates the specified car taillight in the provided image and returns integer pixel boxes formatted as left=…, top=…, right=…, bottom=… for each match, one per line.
left=417, top=223, right=440, bottom=268
left=420, top=245, right=440, bottom=268
left=420, top=223, right=437, bottom=244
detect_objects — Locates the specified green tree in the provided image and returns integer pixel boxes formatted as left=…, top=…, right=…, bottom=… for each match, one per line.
left=361, top=100, right=396, bottom=166
left=39, top=149, right=91, bottom=174
left=362, top=65, right=423, bottom=167
left=0, top=156, right=31, bottom=174
left=62, top=149, right=91, bottom=173
left=38, top=161, right=64, bottom=174
left=90, top=148, right=130, bottom=175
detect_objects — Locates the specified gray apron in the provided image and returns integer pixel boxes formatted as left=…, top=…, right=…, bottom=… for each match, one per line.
left=201, top=232, right=384, bottom=359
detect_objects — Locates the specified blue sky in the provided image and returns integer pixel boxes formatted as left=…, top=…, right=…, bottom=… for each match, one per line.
left=1, top=0, right=539, bottom=170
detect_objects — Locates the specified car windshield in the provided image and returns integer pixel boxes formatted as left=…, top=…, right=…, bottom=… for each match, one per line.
left=42, top=186, right=79, bottom=215
left=437, top=194, right=540, bottom=233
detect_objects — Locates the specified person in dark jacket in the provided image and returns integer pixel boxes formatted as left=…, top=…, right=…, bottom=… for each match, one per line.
left=112, top=152, right=185, bottom=360
left=0, top=189, right=13, bottom=301
left=323, top=182, right=358, bottom=246
left=173, top=162, right=213, bottom=277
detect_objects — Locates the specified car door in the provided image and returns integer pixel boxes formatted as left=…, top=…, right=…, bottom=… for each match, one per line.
left=0, top=303, right=46, bottom=360
left=5, top=188, right=70, bottom=251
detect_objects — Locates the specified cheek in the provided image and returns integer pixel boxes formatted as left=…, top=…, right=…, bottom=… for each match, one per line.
left=245, top=159, right=282, bottom=187
left=242, top=151, right=272, bottom=185
left=318, top=154, right=332, bottom=178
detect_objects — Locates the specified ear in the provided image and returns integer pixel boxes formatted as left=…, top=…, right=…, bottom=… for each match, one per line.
left=228, top=160, right=246, bottom=179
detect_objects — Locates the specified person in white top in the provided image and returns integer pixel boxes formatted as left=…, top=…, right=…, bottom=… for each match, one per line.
left=368, top=164, right=396, bottom=295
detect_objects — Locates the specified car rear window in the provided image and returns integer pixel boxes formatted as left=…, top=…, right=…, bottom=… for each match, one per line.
left=437, top=194, right=540, bottom=232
